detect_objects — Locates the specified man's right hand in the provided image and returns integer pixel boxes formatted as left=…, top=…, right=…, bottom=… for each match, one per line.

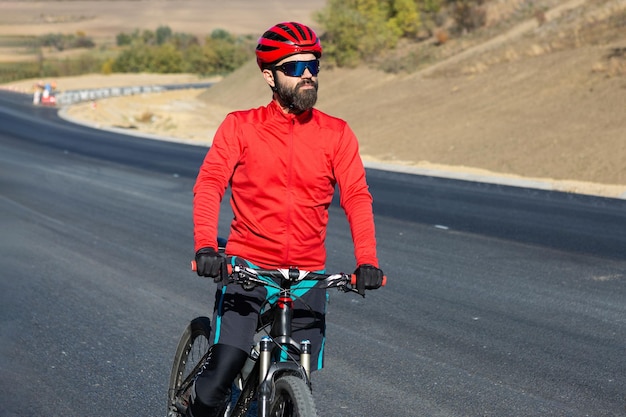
left=195, top=247, right=227, bottom=283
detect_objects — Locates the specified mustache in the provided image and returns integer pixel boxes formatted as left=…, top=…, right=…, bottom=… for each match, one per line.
left=297, top=79, right=317, bottom=89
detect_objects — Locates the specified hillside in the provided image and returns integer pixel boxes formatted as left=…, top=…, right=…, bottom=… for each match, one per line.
left=2, top=0, right=625, bottom=198
left=199, top=0, right=626, bottom=193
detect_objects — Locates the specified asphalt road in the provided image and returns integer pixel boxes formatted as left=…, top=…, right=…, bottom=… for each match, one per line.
left=1, top=90, right=625, bottom=417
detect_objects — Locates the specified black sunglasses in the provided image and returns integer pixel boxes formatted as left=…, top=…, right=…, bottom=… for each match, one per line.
left=273, top=60, right=320, bottom=77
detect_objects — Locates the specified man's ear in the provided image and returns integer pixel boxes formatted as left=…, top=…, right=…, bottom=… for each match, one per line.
left=262, top=68, right=275, bottom=89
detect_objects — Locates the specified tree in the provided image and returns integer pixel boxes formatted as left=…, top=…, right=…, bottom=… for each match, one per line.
left=316, top=0, right=402, bottom=66
left=316, top=0, right=425, bottom=66
left=116, top=32, right=132, bottom=46
left=151, top=43, right=183, bottom=72
left=110, top=26, right=253, bottom=75
left=388, top=0, right=421, bottom=38
left=156, top=25, right=173, bottom=45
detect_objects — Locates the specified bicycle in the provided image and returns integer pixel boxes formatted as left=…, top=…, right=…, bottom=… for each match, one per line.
left=167, top=258, right=385, bottom=417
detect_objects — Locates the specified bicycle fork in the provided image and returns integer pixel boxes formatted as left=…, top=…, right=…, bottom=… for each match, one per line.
left=257, top=294, right=313, bottom=416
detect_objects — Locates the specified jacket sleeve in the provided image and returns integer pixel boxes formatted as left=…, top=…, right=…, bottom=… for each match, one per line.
left=193, top=114, right=242, bottom=252
left=333, top=123, right=379, bottom=268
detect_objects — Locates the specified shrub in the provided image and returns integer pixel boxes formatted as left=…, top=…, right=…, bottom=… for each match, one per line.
left=116, top=32, right=133, bottom=46
left=155, top=25, right=173, bottom=45
left=388, top=0, right=421, bottom=38
left=151, top=43, right=183, bottom=73
left=38, top=32, right=95, bottom=51
left=317, top=0, right=461, bottom=67
left=201, top=31, right=253, bottom=74
left=0, top=61, right=40, bottom=83
left=110, top=26, right=253, bottom=75
left=449, top=0, right=486, bottom=34
left=101, top=58, right=114, bottom=74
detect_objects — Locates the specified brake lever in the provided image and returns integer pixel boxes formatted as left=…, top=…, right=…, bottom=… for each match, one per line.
left=229, top=268, right=269, bottom=291
left=327, top=275, right=357, bottom=294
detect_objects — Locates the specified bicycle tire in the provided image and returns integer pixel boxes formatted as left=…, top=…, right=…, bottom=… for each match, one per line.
left=167, top=316, right=212, bottom=417
left=269, top=375, right=318, bottom=417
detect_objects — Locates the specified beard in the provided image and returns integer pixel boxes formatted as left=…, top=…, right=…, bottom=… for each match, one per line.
left=275, top=78, right=318, bottom=114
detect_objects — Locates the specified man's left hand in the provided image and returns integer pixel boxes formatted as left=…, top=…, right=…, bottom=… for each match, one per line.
left=354, top=264, right=384, bottom=296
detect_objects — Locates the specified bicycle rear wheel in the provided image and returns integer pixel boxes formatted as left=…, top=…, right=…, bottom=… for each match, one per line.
left=269, top=375, right=317, bottom=417
left=167, top=316, right=212, bottom=417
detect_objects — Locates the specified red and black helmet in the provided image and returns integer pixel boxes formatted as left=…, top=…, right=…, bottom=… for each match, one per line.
left=256, top=22, right=322, bottom=69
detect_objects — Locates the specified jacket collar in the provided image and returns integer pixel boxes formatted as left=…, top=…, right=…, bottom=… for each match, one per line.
left=269, top=99, right=313, bottom=124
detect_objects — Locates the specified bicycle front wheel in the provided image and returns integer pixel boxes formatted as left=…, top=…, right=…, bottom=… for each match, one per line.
left=269, top=375, right=318, bottom=417
left=167, top=316, right=212, bottom=417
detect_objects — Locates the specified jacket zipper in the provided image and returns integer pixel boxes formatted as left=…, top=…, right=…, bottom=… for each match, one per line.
left=284, top=117, right=295, bottom=265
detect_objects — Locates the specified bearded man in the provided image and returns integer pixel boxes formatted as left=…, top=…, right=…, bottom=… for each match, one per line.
left=188, top=22, right=384, bottom=417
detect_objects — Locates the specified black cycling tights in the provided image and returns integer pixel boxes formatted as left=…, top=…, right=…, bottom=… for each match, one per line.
left=188, top=343, right=249, bottom=417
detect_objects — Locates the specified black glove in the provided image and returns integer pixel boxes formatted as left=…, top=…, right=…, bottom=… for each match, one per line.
left=195, top=247, right=227, bottom=283
left=354, top=264, right=384, bottom=296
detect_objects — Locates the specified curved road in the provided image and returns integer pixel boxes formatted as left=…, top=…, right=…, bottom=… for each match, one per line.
left=1, top=90, right=625, bottom=416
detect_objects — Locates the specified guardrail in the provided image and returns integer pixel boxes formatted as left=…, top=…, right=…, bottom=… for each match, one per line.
left=56, top=85, right=166, bottom=106
left=55, top=82, right=214, bottom=106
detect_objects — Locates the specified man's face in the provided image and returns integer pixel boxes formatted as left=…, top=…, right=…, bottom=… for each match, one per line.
left=268, top=53, right=319, bottom=113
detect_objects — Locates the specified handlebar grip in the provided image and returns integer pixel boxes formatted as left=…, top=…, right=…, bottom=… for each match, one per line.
left=190, top=260, right=233, bottom=274
left=350, top=274, right=388, bottom=287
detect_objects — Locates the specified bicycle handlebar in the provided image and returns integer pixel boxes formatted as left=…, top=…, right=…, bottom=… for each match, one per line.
left=190, top=260, right=387, bottom=288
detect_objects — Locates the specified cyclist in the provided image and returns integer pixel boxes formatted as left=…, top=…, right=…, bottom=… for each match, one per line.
left=188, top=21, right=385, bottom=417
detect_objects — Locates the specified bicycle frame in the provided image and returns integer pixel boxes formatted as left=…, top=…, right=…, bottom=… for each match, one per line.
left=228, top=267, right=324, bottom=417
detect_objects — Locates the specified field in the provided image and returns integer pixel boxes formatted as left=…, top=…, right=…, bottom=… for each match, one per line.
left=1, top=0, right=625, bottom=198
left=0, top=1, right=325, bottom=43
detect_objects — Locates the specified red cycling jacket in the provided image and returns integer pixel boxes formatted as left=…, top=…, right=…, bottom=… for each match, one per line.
left=193, top=100, right=378, bottom=271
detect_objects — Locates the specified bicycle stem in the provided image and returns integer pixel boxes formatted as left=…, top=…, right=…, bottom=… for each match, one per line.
left=271, top=294, right=293, bottom=337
